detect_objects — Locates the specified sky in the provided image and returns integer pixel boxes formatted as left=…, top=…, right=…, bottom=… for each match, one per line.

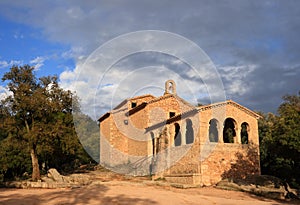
left=0, top=0, right=300, bottom=119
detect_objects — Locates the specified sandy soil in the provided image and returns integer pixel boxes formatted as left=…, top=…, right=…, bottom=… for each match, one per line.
left=0, top=182, right=297, bottom=205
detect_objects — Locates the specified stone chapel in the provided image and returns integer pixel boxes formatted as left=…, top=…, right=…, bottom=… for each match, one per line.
left=98, top=80, right=261, bottom=185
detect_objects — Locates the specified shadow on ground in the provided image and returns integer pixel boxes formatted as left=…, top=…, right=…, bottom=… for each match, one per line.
left=0, top=184, right=157, bottom=205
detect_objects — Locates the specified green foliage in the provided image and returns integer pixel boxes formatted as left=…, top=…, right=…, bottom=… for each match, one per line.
left=223, top=119, right=236, bottom=143
left=0, top=135, right=31, bottom=181
left=208, top=120, right=218, bottom=142
left=240, top=123, right=248, bottom=144
left=209, top=132, right=218, bottom=142
left=73, top=113, right=99, bottom=162
left=259, top=91, right=300, bottom=188
left=0, top=65, right=93, bottom=181
left=224, top=128, right=234, bottom=143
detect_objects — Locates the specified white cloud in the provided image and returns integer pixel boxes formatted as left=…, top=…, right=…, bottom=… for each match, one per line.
left=1, top=1, right=299, bottom=113
left=0, top=61, right=9, bottom=68
left=62, top=47, right=86, bottom=61
left=0, top=56, right=47, bottom=71
left=218, top=64, right=257, bottom=97
left=0, top=60, right=22, bottom=69
left=56, top=31, right=227, bottom=119
left=0, top=86, right=12, bottom=101
left=30, top=56, right=47, bottom=70
left=59, top=50, right=222, bottom=120
left=171, top=59, right=184, bottom=65
left=13, top=33, right=24, bottom=39
left=60, top=70, right=76, bottom=83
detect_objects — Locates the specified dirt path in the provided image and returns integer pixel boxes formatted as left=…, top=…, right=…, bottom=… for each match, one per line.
left=0, top=182, right=296, bottom=205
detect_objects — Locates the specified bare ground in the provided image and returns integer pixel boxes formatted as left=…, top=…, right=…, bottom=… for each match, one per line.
left=0, top=169, right=298, bottom=205
left=0, top=182, right=298, bottom=205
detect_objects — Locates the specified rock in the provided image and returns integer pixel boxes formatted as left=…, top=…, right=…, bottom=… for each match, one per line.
left=67, top=174, right=92, bottom=185
left=216, top=179, right=243, bottom=191
left=285, top=183, right=299, bottom=199
left=258, top=190, right=286, bottom=200
left=41, top=176, right=54, bottom=183
left=3, top=168, right=93, bottom=189
left=48, top=168, right=64, bottom=182
left=216, top=176, right=296, bottom=200
left=243, top=175, right=284, bottom=189
left=45, top=168, right=93, bottom=186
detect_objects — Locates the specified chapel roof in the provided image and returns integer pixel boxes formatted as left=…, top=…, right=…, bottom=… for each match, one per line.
left=197, top=100, right=261, bottom=119
left=98, top=80, right=261, bottom=122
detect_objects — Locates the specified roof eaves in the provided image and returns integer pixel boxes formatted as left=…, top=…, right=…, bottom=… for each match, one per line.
left=130, top=94, right=155, bottom=101
left=98, top=112, right=111, bottom=122
left=125, top=102, right=147, bottom=116
left=197, top=100, right=261, bottom=119
left=145, top=108, right=198, bottom=132
left=113, top=99, right=129, bottom=110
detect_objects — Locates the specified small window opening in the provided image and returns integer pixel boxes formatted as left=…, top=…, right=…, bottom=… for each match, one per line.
left=186, top=119, right=194, bottom=144
left=241, top=122, right=249, bottom=144
left=209, top=119, right=218, bottom=142
left=169, top=112, right=176, bottom=118
left=223, top=118, right=236, bottom=143
left=174, top=123, right=181, bottom=146
left=131, top=102, right=137, bottom=108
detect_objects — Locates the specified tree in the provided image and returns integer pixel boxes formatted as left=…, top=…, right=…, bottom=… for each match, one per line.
left=258, top=92, right=300, bottom=188
left=1, top=65, right=90, bottom=181
left=272, top=92, right=300, bottom=187
left=0, top=135, right=31, bottom=181
left=73, top=113, right=99, bottom=163
left=0, top=104, right=31, bottom=181
left=258, top=112, right=277, bottom=174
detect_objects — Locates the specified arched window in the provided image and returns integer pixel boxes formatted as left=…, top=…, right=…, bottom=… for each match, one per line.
left=209, top=119, right=219, bottom=142
left=241, top=122, right=249, bottom=144
left=185, top=119, right=194, bottom=144
left=174, top=123, right=181, bottom=146
left=223, top=118, right=237, bottom=143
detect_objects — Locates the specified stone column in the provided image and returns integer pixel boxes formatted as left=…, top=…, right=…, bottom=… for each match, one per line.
left=235, top=123, right=240, bottom=144
left=218, top=124, right=224, bottom=143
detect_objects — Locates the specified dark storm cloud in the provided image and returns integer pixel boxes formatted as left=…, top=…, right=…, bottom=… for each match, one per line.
left=0, top=0, right=299, bottom=113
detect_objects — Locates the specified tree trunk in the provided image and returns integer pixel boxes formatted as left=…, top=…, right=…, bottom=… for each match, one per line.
left=30, top=148, right=40, bottom=181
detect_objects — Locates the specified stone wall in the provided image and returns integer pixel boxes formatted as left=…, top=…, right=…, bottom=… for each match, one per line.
left=200, top=143, right=260, bottom=186
left=198, top=102, right=259, bottom=145
left=164, top=173, right=201, bottom=185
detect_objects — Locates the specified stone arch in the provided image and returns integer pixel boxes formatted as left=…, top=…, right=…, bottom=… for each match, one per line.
left=241, top=122, right=250, bottom=144
left=185, top=119, right=194, bottom=144
left=223, top=118, right=237, bottom=143
left=164, top=79, right=176, bottom=95
left=209, top=118, right=219, bottom=142
left=174, top=123, right=181, bottom=146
